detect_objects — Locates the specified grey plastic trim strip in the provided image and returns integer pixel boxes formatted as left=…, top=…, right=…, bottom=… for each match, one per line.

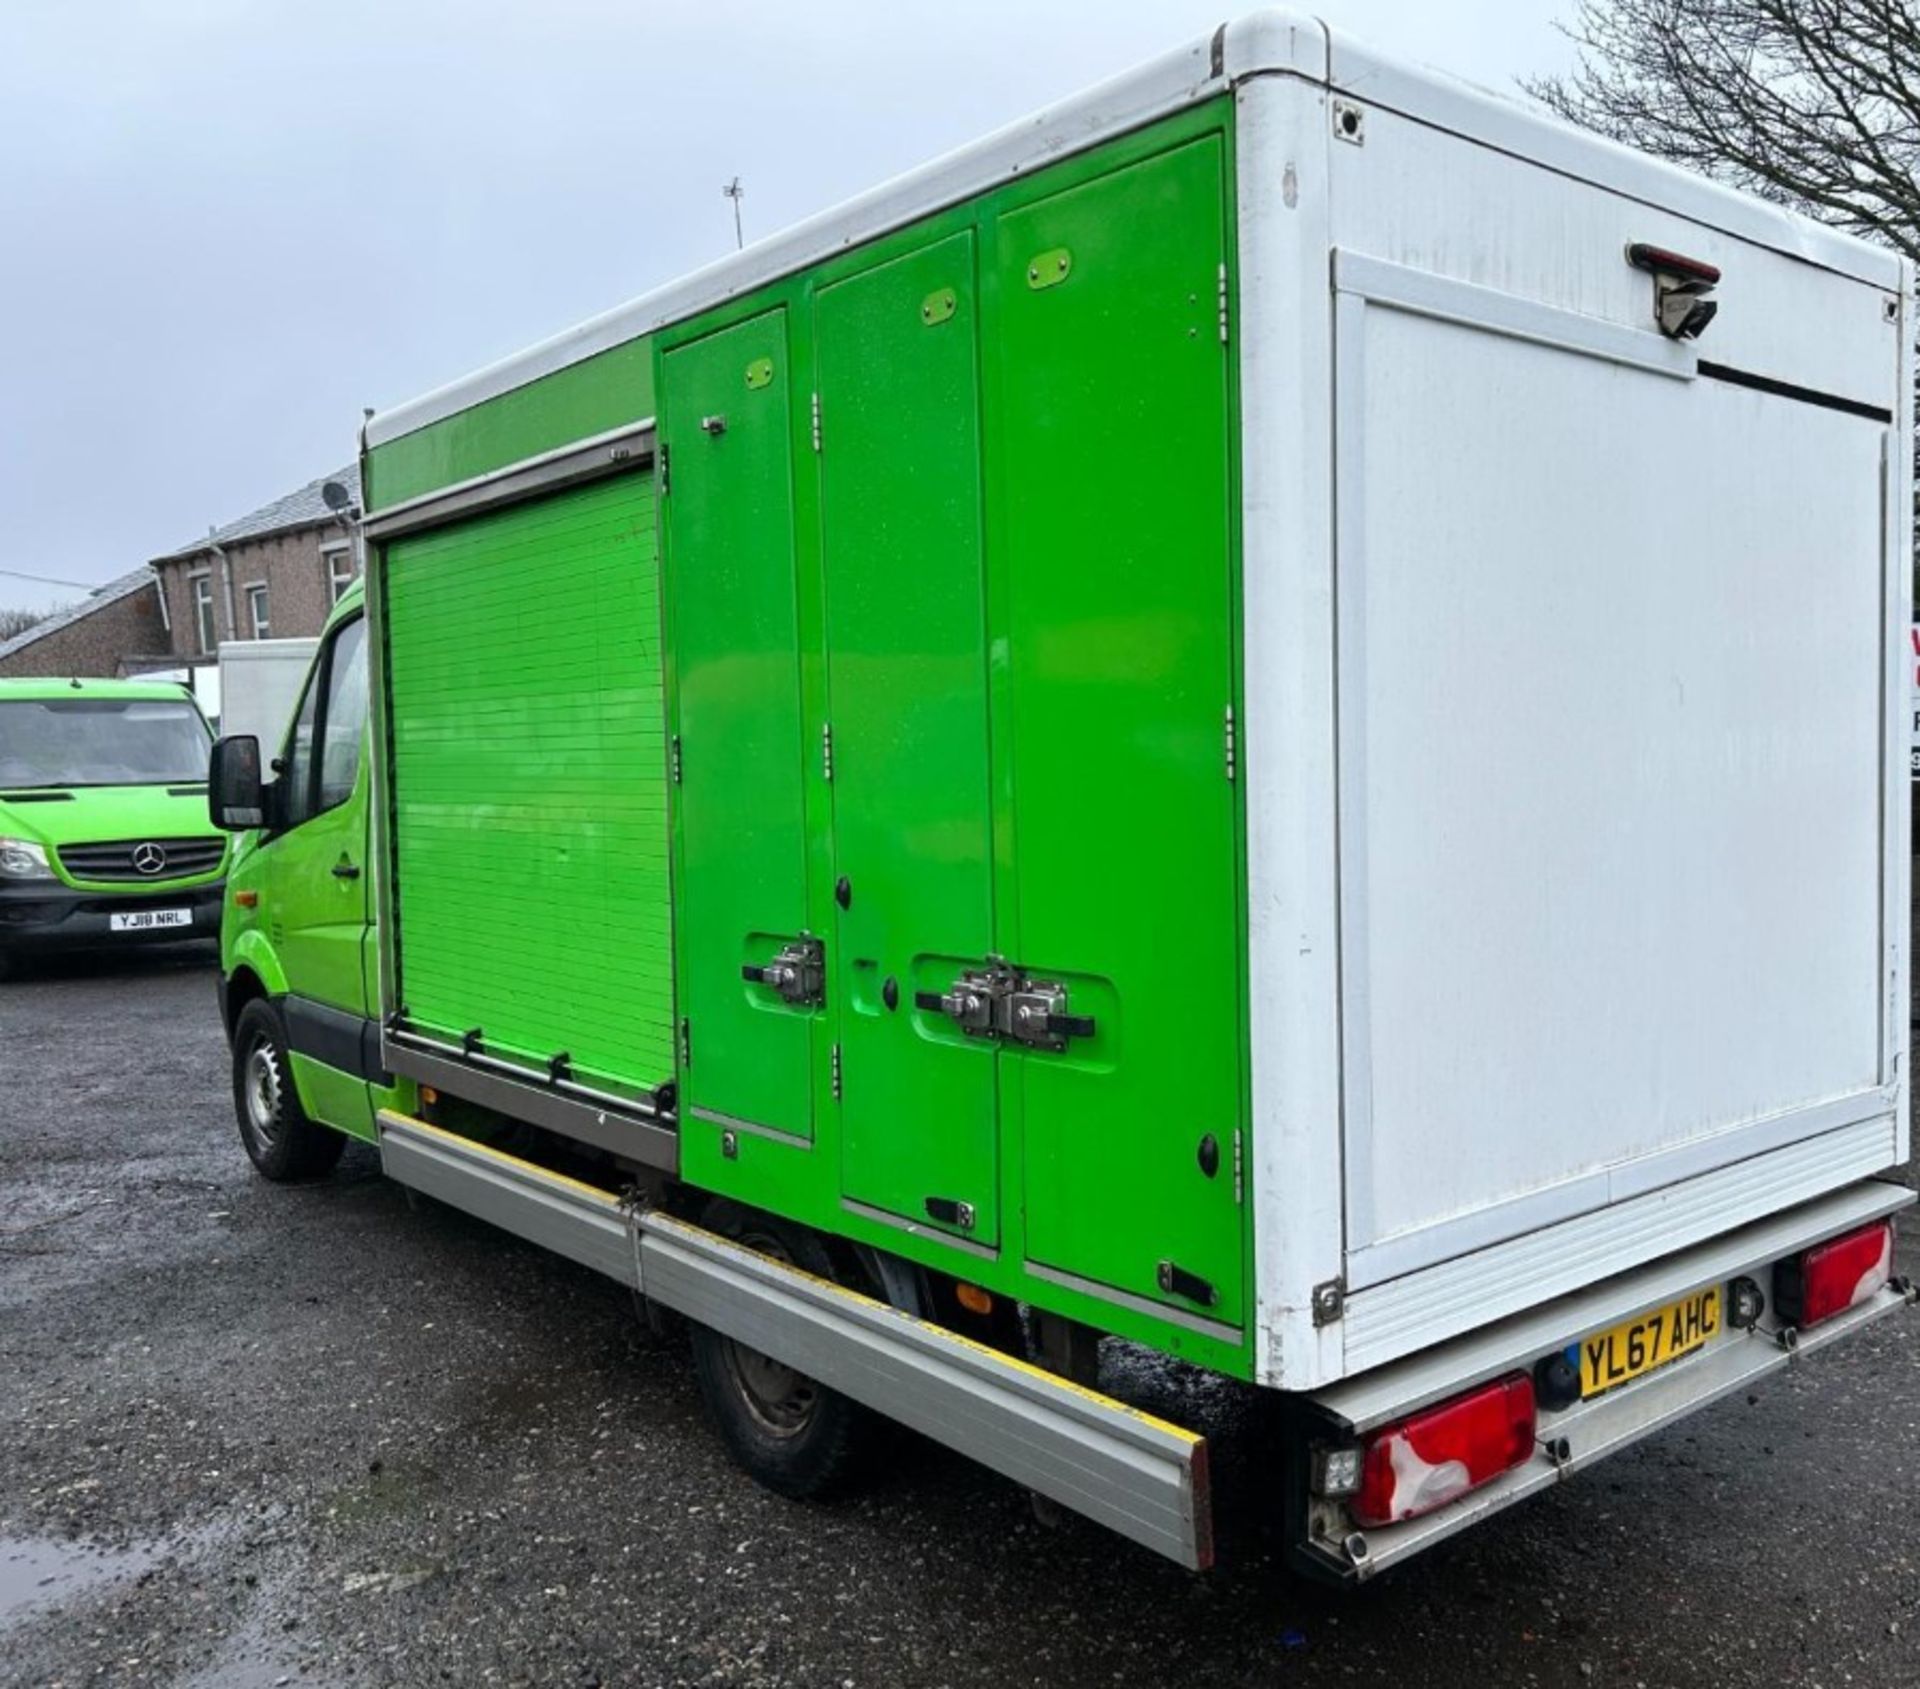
left=688, top=1106, right=811, bottom=1148
left=362, top=421, right=656, bottom=541
left=381, top=1036, right=678, bottom=1173
left=841, top=1197, right=1000, bottom=1263
left=282, top=995, right=388, bottom=1086
left=374, top=1112, right=1213, bottom=1570
left=1024, top=1260, right=1244, bottom=1343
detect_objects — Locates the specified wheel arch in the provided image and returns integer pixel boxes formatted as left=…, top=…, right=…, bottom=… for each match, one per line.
left=222, top=929, right=289, bottom=1036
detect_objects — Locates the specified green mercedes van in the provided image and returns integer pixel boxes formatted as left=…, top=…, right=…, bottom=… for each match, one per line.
left=0, top=676, right=228, bottom=974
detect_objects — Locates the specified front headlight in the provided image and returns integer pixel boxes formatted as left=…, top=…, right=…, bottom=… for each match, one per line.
left=0, top=837, right=54, bottom=880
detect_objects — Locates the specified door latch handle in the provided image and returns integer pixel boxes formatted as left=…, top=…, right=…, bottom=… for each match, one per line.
left=1005, top=982, right=1095, bottom=1052
left=915, top=961, right=1016, bottom=1039
left=923, top=1196, right=977, bottom=1231
left=1157, top=1260, right=1218, bottom=1308
left=331, top=859, right=361, bottom=880
left=741, top=936, right=825, bottom=1008
left=915, top=962, right=1095, bottom=1050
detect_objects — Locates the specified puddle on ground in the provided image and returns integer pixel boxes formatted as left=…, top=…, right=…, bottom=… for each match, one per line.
left=0, top=1532, right=164, bottom=1631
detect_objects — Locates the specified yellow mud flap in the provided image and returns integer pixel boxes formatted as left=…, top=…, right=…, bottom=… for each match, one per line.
left=377, top=1112, right=1213, bottom=1569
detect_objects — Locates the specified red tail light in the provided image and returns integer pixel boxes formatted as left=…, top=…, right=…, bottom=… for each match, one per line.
left=1775, top=1221, right=1894, bottom=1330
left=1351, top=1374, right=1536, bottom=1528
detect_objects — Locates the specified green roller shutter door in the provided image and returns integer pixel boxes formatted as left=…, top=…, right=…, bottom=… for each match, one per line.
left=384, top=472, right=675, bottom=1094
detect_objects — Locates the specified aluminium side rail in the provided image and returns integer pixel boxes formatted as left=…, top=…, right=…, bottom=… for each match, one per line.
left=377, top=1111, right=1212, bottom=1570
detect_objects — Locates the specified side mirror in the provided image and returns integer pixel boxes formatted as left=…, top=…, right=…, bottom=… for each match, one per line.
left=209, top=735, right=266, bottom=830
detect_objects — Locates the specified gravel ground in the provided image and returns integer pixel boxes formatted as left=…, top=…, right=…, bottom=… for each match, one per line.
left=2, top=948, right=1917, bottom=1689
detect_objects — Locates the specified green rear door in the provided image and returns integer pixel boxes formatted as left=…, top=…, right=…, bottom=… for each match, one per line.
left=815, top=233, right=998, bottom=1243
left=663, top=310, right=817, bottom=1140
left=995, top=138, right=1245, bottom=1322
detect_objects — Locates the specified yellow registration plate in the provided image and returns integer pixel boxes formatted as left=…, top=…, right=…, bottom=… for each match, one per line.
left=1579, top=1287, right=1721, bottom=1398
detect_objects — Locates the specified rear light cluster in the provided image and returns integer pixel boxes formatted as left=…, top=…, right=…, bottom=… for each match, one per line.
left=1775, top=1220, right=1894, bottom=1331
left=1316, top=1374, right=1537, bottom=1528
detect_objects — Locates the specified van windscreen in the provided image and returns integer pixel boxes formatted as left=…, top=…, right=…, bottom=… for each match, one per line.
left=0, top=698, right=212, bottom=789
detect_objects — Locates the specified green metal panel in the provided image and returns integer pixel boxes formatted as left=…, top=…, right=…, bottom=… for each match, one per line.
left=662, top=309, right=817, bottom=1140
left=815, top=232, right=998, bottom=1243
left=383, top=473, right=674, bottom=1095
left=367, top=338, right=657, bottom=510
left=993, top=137, right=1245, bottom=1323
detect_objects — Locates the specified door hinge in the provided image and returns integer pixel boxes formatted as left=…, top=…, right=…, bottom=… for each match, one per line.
left=1312, top=1277, right=1346, bottom=1327
left=678, top=1017, right=691, bottom=1068
left=1232, top=1128, right=1244, bottom=1205
left=821, top=721, right=834, bottom=782
left=810, top=390, right=822, bottom=453
left=1224, top=704, right=1237, bottom=783
left=830, top=1041, right=843, bottom=1101
left=670, top=733, right=683, bottom=784
left=1217, top=262, right=1230, bottom=345
left=658, top=441, right=670, bottom=495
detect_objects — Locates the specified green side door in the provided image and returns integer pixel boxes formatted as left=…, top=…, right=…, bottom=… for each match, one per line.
left=994, top=138, right=1245, bottom=1323
left=382, top=477, right=673, bottom=1095
left=814, top=232, right=999, bottom=1243
left=262, top=613, right=375, bottom=1131
left=662, top=309, right=817, bottom=1140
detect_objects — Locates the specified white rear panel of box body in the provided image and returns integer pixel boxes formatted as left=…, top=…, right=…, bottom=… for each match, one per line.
left=1231, top=29, right=1911, bottom=1388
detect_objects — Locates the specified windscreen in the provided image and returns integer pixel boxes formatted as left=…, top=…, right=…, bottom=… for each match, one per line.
left=0, top=697, right=212, bottom=788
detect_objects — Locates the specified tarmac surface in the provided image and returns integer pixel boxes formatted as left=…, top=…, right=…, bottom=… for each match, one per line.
left=2, top=947, right=1917, bottom=1689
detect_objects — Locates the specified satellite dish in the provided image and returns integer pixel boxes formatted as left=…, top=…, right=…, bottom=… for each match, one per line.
left=321, top=479, right=353, bottom=513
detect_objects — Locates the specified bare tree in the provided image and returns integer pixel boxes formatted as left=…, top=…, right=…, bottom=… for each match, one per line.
left=0, top=606, right=49, bottom=641
left=1526, top=0, right=1920, bottom=261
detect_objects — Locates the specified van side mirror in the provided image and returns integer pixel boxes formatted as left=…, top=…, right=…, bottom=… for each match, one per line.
left=209, top=735, right=266, bottom=830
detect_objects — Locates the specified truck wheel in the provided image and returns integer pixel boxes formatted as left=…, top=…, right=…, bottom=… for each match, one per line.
left=231, top=998, right=345, bottom=1182
left=688, top=1202, right=877, bottom=1500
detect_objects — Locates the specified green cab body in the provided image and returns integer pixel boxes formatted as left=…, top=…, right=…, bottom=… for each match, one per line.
left=216, top=585, right=403, bottom=1143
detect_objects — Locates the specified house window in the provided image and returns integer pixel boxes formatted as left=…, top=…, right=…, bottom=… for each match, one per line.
left=325, top=544, right=356, bottom=605
left=190, top=573, right=216, bottom=654
left=246, top=583, right=270, bottom=639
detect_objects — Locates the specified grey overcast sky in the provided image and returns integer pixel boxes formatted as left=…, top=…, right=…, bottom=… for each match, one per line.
left=0, top=1, right=1574, bottom=614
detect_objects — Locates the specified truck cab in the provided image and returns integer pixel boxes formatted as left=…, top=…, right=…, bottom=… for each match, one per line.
left=208, top=584, right=394, bottom=1172
left=0, top=676, right=228, bottom=976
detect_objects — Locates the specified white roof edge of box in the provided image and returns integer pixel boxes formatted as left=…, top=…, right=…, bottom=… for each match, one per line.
left=366, top=5, right=1902, bottom=452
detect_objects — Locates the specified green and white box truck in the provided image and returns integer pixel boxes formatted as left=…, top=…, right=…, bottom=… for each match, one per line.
left=209, top=10, right=1914, bottom=1579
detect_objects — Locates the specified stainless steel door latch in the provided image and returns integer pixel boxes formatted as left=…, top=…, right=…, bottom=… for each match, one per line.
left=742, top=936, right=826, bottom=1008
left=915, top=958, right=1096, bottom=1051
left=1004, top=979, right=1096, bottom=1053
left=914, top=960, right=1016, bottom=1039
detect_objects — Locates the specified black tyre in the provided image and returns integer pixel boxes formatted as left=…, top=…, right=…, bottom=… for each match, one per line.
left=688, top=1202, right=877, bottom=1500
left=230, top=997, right=345, bottom=1182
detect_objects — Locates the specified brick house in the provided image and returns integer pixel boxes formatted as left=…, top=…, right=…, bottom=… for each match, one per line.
left=0, top=568, right=175, bottom=679
left=149, top=465, right=362, bottom=656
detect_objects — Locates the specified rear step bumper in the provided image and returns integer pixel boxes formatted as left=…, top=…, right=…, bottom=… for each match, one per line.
left=377, top=1111, right=1213, bottom=1570
left=1301, top=1178, right=1917, bottom=1580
